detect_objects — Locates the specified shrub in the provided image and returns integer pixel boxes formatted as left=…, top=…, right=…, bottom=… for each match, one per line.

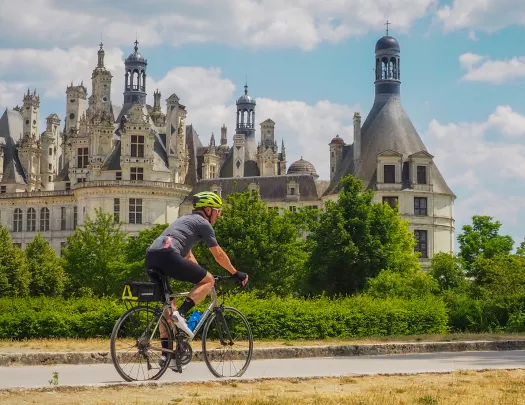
left=0, top=294, right=449, bottom=339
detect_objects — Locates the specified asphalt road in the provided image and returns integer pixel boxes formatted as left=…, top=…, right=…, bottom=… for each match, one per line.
left=0, top=350, right=524, bottom=389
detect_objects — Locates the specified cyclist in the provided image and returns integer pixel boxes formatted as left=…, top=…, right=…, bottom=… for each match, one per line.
left=145, top=191, right=248, bottom=354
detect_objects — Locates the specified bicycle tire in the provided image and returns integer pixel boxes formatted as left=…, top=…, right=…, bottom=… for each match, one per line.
left=201, top=306, right=254, bottom=378
left=110, top=305, right=173, bottom=382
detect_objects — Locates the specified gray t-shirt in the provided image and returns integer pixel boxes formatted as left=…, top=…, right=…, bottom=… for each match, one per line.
left=147, top=213, right=218, bottom=257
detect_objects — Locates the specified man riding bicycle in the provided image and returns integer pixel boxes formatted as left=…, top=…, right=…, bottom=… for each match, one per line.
left=145, top=191, right=248, bottom=362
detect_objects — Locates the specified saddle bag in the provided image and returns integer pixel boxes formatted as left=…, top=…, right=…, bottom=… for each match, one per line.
left=121, top=281, right=163, bottom=302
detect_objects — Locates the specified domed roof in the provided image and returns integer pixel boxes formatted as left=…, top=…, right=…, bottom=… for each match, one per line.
left=330, top=134, right=344, bottom=145
left=375, top=36, right=400, bottom=52
left=287, top=157, right=318, bottom=177
left=236, top=84, right=256, bottom=105
left=126, top=41, right=146, bottom=63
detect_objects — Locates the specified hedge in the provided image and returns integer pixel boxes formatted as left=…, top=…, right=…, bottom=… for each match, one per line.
left=0, top=294, right=449, bottom=339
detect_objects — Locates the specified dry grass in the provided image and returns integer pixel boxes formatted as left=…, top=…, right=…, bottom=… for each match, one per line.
left=1, top=332, right=524, bottom=353
left=2, top=369, right=525, bottom=404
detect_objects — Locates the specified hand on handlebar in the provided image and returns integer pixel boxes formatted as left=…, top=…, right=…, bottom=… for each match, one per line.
left=232, top=270, right=249, bottom=287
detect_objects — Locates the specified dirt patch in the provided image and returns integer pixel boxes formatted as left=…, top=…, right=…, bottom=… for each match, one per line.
left=1, top=369, right=525, bottom=404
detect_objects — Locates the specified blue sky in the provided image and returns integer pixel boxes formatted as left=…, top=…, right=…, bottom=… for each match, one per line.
left=1, top=0, right=525, bottom=248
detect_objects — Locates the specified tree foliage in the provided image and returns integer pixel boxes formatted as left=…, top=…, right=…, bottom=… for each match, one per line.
left=0, top=226, right=30, bottom=297
left=193, top=190, right=309, bottom=296
left=458, top=215, right=514, bottom=273
left=25, top=233, right=66, bottom=297
left=429, top=252, right=468, bottom=292
left=365, top=269, right=439, bottom=300
left=306, top=175, right=420, bottom=295
left=62, top=209, right=128, bottom=297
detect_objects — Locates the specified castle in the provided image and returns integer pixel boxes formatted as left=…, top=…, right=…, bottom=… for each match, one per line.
left=0, top=34, right=455, bottom=268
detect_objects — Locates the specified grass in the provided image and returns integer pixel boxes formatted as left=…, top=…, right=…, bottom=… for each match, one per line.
left=1, top=332, right=524, bottom=353
left=1, top=369, right=525, bottom=404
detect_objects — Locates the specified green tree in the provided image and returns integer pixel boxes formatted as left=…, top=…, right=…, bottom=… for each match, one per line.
left=62, top=209, right=127, bottom=296
left=25, top=233, right=67, bottom=297
left=193, top=190, right=308, bottom=296
left=429, top=252, right=468, bottom=292
left=306, top=175, right=420, bottom=295
left=516, top=239, right=525, bottom=257
left=0, top=226, right=30, bottom=297
left=458, top=215, right=514, bottom=273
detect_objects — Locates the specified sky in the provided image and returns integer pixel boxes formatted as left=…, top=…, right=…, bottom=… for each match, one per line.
left=1, top=0, right=525, bottom=248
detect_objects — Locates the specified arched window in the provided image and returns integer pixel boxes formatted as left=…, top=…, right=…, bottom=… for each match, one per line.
left=13, top=208, right=23, bottom=232
left=40, top=207, right=50, bottom=232
left=141, top=71, right=146, bottom=91
left=390, top=57, right=397, bottom=80
left=132, top=70, right=139, bottom=90
left=381, top=57, right=389, bottom=80
left=27, top=208, right=36, bottom=232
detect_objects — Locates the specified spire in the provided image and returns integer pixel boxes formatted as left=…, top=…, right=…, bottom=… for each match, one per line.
left=385, top=20, right=391, bottom=36
left=244, top=83, right=248, bottom=95
left=134, top=39, right=139, bottom=52
left=210, top=132, right=216, bottom=147
left=97, top=42, right=105, bottom=68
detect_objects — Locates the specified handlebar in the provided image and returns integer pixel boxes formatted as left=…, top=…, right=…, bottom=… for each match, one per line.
left=213, top=274, right=248, bottom=293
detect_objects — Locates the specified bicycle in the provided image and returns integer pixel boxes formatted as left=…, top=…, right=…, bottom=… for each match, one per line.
left=110, top=269, right=254, bottom=382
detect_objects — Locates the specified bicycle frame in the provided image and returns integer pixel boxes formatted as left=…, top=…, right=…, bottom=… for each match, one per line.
left=147, top=285, right=220, bottom=355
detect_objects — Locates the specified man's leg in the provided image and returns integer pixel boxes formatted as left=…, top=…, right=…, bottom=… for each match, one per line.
left=177, top=272, right=214, bottom=317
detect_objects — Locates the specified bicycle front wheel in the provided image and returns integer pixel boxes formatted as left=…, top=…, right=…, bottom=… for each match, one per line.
left=110, top=306, right=173, bottom=382
left=202, top=306, right=253, bottom=378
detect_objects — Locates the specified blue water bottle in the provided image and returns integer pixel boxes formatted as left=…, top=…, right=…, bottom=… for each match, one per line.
left=187, top=310, right=202, bottom=332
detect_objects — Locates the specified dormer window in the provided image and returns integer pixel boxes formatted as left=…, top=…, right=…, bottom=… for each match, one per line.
left=384, top=165, right=395, bottom=183
left=417, top=165, right=427, bottom=184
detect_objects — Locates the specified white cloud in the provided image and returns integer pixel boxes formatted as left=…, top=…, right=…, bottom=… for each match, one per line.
left=0, top=0, right=435, bottom=50
left=437, top=0, right=525, bottom=33
left=459, top=53, right=525, bottom=84
left=425, top=106, right=525, bottom=242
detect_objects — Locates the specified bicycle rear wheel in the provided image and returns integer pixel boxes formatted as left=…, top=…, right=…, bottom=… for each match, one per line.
left=201, top=306, right=253, bottom=378
left=110, top=306, right=173, bottom=382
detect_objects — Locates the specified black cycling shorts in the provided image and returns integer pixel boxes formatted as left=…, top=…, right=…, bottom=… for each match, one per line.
left=145, top=248, right=207, bottom=284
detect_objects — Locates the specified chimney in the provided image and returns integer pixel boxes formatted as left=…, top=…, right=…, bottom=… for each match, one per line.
left=353, top=112, right=361, bottom=168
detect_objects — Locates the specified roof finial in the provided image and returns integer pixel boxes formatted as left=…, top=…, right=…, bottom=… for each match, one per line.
left=244, top=75, right=248, bottom=95
left=134, top=39, right=139, bottom=52
left=385, top=20, right=391, bottom=36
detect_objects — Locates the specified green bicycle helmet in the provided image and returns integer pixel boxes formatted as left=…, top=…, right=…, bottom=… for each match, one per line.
left=192, top=191, right=223, bottom=209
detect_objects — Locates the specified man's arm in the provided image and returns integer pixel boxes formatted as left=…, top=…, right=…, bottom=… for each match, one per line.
left=185, top=250, right=198, bottom=264
left=209, top=245, right=249, bottom=286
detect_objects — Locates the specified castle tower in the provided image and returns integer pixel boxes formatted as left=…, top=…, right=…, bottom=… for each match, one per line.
left=165, top=93, right=188, bottom=183
left=203, top=133, right=220, bottom=179
left=279, top=139, right=287, bottom=175
left=22, top=89, right=40, bottom=139
left=150, top=89, right=166, bottom=126
left=40, top=114, right=61, bottom=190
left=220, top=124, right=227, bottom=147
left=234, top=83, right=257, bottom=176
left=329, top=135, right=344, bottom=181
left=123, top=40, right=147, bottom=105
left=65, top=83, right=88, bottom=135
left=257, top=119, right=280, bottom=176
left=88, top=43, right=113, bottom=119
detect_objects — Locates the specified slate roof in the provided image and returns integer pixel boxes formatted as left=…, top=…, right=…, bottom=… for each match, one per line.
left=183, top=174, right=322, bottom=204
left=0, top=109, right=26, bottom=185
left=324, top=94, right=454, bottom=197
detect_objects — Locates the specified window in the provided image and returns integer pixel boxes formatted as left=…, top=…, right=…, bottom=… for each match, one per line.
left=209, top=165, right=216, bottom=179
left=384, top=165, right=395, bottom=183
left=289, top=206, right=297, bottom=212
left=129, top=198, right=143, bottom=224
left=61, top=207, right=66, bottom=230
left=26, top=208, right=36, bottom=232
left=290, top=187, right=295, bottom=195
left=116, top=172, right=122, bottom=180
left=414, top=230, right=428, bottom=258
left=331, top=166, right=334, bottom=173
left=40, top=207, right=50, bottom=231
left=0, top=186, right=6, bottom=194
left=13, top=208, right=23, bottom=232
left=49, top=147, right=53, bottom=156
left=48, top=163, right=52, bottom=170
left=331, top=152, right=334, bottom=158
left=73, top=206, right=78, bottom=229
left=66, top=182, right=71, bottom=191
left=77, top=178, right=86, bottom=184
left=269, top=207, right=279, bottom=213
left=49, top=176, right=52, bottom=182
left=417, top=165, right=427, bottom=184
left=114, top=198, right=120, bottom=223
left=382, top=196, right=398, bottom=210
left=77, top=147, right=89, bottom=169
left=414, top=197, right=428, bottom=216
left=130, top=167, right=144, bottom=181
left=131, top=135, right=145, bottom=158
